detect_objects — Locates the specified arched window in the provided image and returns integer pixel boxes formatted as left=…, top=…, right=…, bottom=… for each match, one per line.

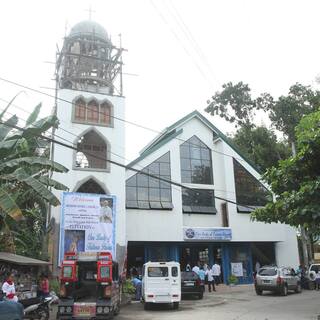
left=87, top=99, right=99, bottom=123
left=74, top=98, right=86, bottom=121
left=76, top=178, right=106, bottom=194
left=72, top=97, right=113, bottom=126
left=100, top=102, right=111, bottom=124
left=75, top=130, right=109, bottom=170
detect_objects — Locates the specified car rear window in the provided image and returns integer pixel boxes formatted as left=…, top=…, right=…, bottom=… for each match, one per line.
left=181, top=271, right=199, bottom=280
left=258, top=268, right=277, bottom=276
left=148, top=267, right=168, bottom=277
left=172, top=267, right=178, bottom=277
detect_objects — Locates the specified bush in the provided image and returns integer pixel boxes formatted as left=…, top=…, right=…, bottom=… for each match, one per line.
left=228, top=274, right=239, bottom=285
left=122, top=279, right=136, bottom=294
left=50, top=278, right=60, bottom=294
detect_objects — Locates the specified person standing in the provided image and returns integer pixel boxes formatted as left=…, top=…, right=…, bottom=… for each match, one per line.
left=131, top=276, right=142, bottom=300
left=212, top=262, right=221, bottom=285
left=206, top=266, right=216, bottom=292
left=40, top=273, right=50, bottom=297
left=198, top=266, right=206, bottom=292
left=192, top=263, right=200, bottom=275
left=255, top=261, right=261, bottom=274
left=2, top=272, right=18, bottom=302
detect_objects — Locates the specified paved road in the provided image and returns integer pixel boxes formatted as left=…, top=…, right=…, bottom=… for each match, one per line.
left=51, top=285, right=320, bottom=320
left=117, top=285, right=320, bottom=320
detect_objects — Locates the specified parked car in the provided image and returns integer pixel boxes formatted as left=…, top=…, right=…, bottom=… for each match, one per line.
left=181, top=271, right=203, bottom=299
left=304, top=264, right=320, bottom=290
left=255, top=266, right=302, bottom=296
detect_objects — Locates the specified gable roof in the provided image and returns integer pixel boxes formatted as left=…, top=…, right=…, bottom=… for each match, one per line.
left=127, top=110, right=262, bottom=174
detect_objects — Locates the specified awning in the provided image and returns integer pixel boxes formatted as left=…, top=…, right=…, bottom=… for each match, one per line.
left=0, top=252, right=50, bottom=266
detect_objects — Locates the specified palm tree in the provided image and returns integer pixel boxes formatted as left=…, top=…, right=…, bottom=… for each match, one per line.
left=0, top=100, right=68, bottom=256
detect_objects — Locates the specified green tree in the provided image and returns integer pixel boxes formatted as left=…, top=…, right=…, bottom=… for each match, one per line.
left=206, top=82, right=320, bottom=263
left=231, top=126, right=291, bottom=172
left=206, top=82, right=257, bottom=128
left=206, top=82, right=320, bottom=155
left=251, top=111, right=320, bottom=233
left=0, top=102, right=68, bottom=257
left=263, top=83, right=320, bottom=151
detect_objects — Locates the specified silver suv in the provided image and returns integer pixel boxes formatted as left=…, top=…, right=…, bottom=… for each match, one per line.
left=255, top=266, right=302, bottom=296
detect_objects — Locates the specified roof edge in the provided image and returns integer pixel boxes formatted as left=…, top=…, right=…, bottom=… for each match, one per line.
left=127, top=110, right=262, bottom=175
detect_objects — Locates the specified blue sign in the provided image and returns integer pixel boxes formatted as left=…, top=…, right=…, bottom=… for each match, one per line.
left=183, top=227, right=232, bottom=241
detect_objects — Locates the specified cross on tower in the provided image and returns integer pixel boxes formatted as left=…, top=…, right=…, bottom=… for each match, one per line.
left=85, top=5, right=96, bottom=20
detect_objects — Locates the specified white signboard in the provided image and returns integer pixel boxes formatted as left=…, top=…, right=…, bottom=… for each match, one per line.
left=183, top=227, right=232, bottom=241
left=231, top=262, right=243, bottom=277
left=59, top=192, right=116, bottom=263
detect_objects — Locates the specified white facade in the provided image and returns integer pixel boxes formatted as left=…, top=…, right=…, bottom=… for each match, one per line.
left=51, top=89, right=126, bottom=249
left=50, top=20, right=126, bottom=270
left=125, top=112, right=299, bottom=269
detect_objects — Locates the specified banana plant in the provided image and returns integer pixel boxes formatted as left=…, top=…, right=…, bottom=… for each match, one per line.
left=0, top=101, right=68, bottom=254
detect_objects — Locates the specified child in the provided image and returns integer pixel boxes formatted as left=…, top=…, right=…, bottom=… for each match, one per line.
left=2, top=272, right=18, bottom=302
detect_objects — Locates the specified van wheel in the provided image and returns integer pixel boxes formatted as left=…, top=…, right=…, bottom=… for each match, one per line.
left=198, top=292, right=203, bottom=299
left=281, top=284, right=288, bottom=296
left=173, top=302, right=179, bottom=310
left=144, top=303, right=151, bottom=310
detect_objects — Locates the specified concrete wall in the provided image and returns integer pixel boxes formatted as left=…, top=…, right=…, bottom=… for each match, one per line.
left=126, top=115, right=300, bottom=266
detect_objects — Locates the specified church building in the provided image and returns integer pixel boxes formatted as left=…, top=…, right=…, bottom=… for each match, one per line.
left=125, top=111, right=299, bottom=284
left=49, top=19, right=299, bottom=284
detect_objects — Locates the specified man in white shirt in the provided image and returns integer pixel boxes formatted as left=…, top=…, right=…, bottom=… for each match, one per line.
left=206, top=266, right=216, bottom=292
left=212, top=262, right=221, bottom=285
left=192, top=263, right=200, bottom=275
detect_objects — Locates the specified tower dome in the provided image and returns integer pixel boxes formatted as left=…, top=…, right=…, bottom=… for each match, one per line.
left=69, top=20, right=109, bottom=42
left=57, top=19, right=123, bottom=95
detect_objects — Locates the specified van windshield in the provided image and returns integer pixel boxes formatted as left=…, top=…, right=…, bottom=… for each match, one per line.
left=148, top=267, right=168, bottom=277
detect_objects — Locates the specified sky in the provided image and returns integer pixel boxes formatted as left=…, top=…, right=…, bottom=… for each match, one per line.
left=1, top=0, right=320, bottom=161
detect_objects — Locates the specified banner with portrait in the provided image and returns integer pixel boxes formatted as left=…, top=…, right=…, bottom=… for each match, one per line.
left=59, top=192, right=116, bottom=264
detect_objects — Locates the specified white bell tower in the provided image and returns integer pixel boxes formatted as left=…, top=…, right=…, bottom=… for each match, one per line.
left=50, top=20, right=126, bottom=270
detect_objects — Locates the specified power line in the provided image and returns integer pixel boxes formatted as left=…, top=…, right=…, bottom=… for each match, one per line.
left=0, top=106, right=236, bottom=196
left=1, top=105, right=236, bottom=198
left=0, top=120, right=255, bottom=210
left=0, top=77, right=248, bottom=163
left=149, top=0, right=214, bottom=88
left=0, top=77, right=160, bottom=134
left=165, top=0, right=220, bottom=86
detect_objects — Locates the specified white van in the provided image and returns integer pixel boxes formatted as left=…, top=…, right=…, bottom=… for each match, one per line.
left=142, top=261, right=181, bottom=310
